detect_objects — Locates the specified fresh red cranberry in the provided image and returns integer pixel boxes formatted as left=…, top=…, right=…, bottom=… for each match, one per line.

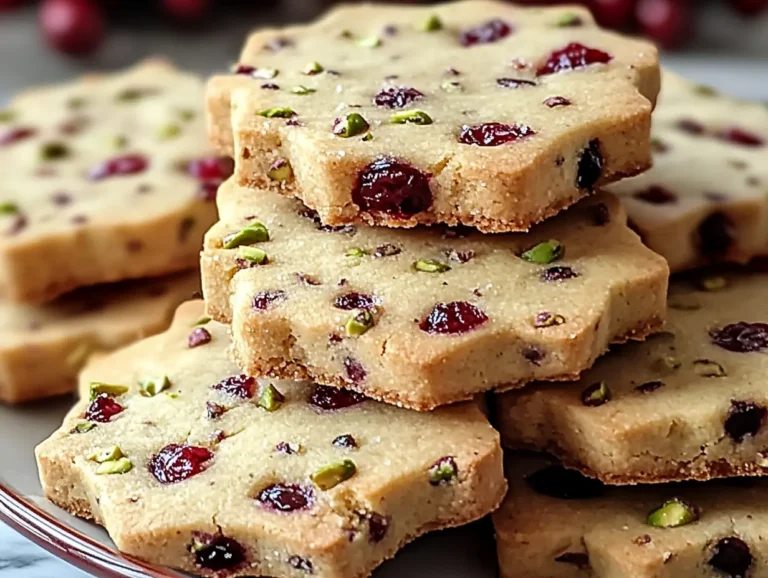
left=368, top=513, right=389, bottom=543
left=193, top=535, right=245, bottom=572
left=187, top=156, right=234, bottom=181
left=288, top=556, right=313, bottom=573
left=635, top=0, right=691, bottom=50
left=709, top=537, right=753, bottom=577
left=537, top=43, right=613, bottom=76
left=333, top=434, right=358, bottom=449
left=161, top=0, right=209, bottom=22
left=458, top=122, right=535, bottom=147
left=373, top=86, right=424, bottom=109
left=590, top=0, right=635, bottom=28
left=309, top=384, right=367, bottom=410
left=419, top=302, right=488, bottom=335
left=344, top=357, right=367, bottom=385
left=333, top=292, right=377, bottom=310
left=352, top=158, right=432, bottom=217
left=725, top=401, right=767, bottom=442
left=634, top=186, right=677, bottom=204
left=711, top=323, right=768, bottom=353
left=525, top=465, right=605, bottom=499
left=541, top=266, right=579, bottom=282
left=39, top=0, right=105, bottom=56
left=459, top=18, right=512, bottom=46
left=87, top=154, right=148, bottom=181
left=544, top=96, right=571, bottom=108
left=256, top=483, right=314, bottom=512
left=718, top=128, right=764, bottom=148
left=0, top=127, right=36, bottom=147
left=212, top=374, right=256, bottom=399
left=496, top=78, right=536, bottom=89
left=698, top=212, right=734, bottom=255
left=253, top=290, right=287, bottom=311
left=149, top=443, right=213, bottom=484
left=576, top=139, right=603, bottom=190
left=84, top=393, right=124, bottom=423
left=188, top=327, right=212, bottom=348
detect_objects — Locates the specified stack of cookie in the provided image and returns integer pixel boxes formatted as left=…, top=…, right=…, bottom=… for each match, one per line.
left=0, top=60, right=225, bottom=403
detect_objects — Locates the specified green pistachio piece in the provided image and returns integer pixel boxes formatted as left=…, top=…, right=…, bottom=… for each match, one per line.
left=440, top=80, right=463, bottom=93
left=413, top=259, right=451, bottom=273
left=257, top=384, right=285, bottom=412
left=581, top=381, right=610, bottom=407
left=304, top=61, right=324, bottom=75
left=333, top=113, right=370, bottom=138
left=420, top=14, right=443, bottom=31
left=357, top=35, right=382, bottom=48
left=694, top=84, right=717, bottom=97
left=267, top=159, right=293, bottom=182
left=291, top=85, right=316, bottom=95
left=253, top=68, right=279, bottom=79
left=237, top=246, right=268, bottom=265
left=223, top=222, right=270, bottom=249
left=89, top=382, right=129, bottom=400
left=110, top=135, right=129, bottom=150
left=95, top=457, right=133, bottom=475
left=165, top=392, right=179, bottom=399
left=311, top=459, right=357, bottom=490
left=647, top=498, right=699, bottom=528
left=139, top=375, right=170, bottom=397
left=390, top=110, right=433, bottom=125
left=346, top=247, right=367, bottom=258
left=362, top=133, right=374, bottom=142
left=70, top=422, right=96, bottom=434
left=178, top=109, right=196, bottom=122
left=345, top=310, right=374, bottom=337
left=88, top=445, right=124, bottom=463
left=40, top=142, right=70, bottom=161
left=697, top=275, right=728, bottom=292
left=429, top=457, right=458, bottom=485
left=522, top=240, right=563, bottom=264
left=194, top=316, right=211, bottom=326
left=0, top=110, right=14, bottom=123
left=339, top=30, right=355, bottom=39
left=116, top=88, right=147, bottom=102
left=157, top=123, right=181, bottom=140
left=0, top=202, right=19, bottom=215
left=258, top=107, right=296, bottom=119
left=693, top=359, right=726, bottom=377
left=555, top=12, right=582, bottom=26
left=67, top=96, right=86, bottom=110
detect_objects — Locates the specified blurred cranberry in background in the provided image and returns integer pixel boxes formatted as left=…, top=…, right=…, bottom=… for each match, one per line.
left=39, top=0, right=105, bottom=55
left=635, top=0, right=691, bottom=49
left=589, top=0, right=636, bottom=29
left=729, top=0, right=768, bottom=15
left=0, top=0, right=24, bottom=13
left=162, top=0, right=210, bottom=23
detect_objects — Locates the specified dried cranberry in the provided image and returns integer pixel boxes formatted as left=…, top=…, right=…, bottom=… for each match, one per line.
left=333, top=292, right=377, bottom=310
left=725, top=400, right=767, bottom=442
left=523, top=346, right=545, bottom=366
left=633, top=186, right=677, bottom=204
left=537, top=43, right=613, bottom=76
left=544, top=96, right=571, bottom=108
left=496, top=78, right=536, bottom=89
left=296, top=273, right=321, bottom=286
left=677, top=118, right=706, bottom=135
left=368, top=513, right=389, bottom=543
left=6, top=215, right=27, bottom=236
left=212, top=374, right=256, bottom=399
left=274, top=442, right=297, bottom=455
left=205, top=402, right=227, bottom=419
left=196, top=182, right=218, bottom=202
left=636, top=380, right=664, bottom=394
left=711, top=322, right=768, bottom=353
left=698, top=212, right=734, bottom=255
left=576, top=139, right=603, bottom=190
left=253, top=290, right=286, bottom=311
left=459, top=18, right=512, bottom=46
left=84, top=393, right=124, bottom=423
left=709, top=537, right=753, bottom=578
left=591, top=202, right=610, bottom=226
left=256, top=483, right=314, bottom=513
left=309, top=384, right=367, bottom=410
left=0, top=127, right=36, bottom=146
left=525, top=465, right=604, bottom=499
left=333, top=434, right=358, bottom=449
left=193, top=535, right=245, bottom=572
left=149, top=444, right=213, bottom=484
left=261, top=82, right=280, bottom=90
left=718, top=127, right=764, bottom=148
left=87, top=154, right=148, bottom=180
left=373, top=244, right=401, bottom=258
left=352, top=158, right=432, bottom=217
left=232, top=64, right=255, bottom=75
left=419, top=301, right=488, bottom=335
left=187, top=156, right=234, bottom=182
left=555, top=552, right=589, bottom=568
left=541, top=266, right=579, bottom=282
left=288, top=556, right=313, bottom=573
left=344, top=357, right=367, bottom=385
left=373, top=86, right=424, bottom=109
left=457, top=122, right=535, bottom=146
left=264, top=37, right=293, bottom=51
left=51, top=191, right=72, bottom=206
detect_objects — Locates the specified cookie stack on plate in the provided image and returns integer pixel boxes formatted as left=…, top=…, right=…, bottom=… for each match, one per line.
left=0, top=60, right=224, bottom=403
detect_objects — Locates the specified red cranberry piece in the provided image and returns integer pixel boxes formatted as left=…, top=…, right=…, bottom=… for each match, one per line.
left=635, top=0, right=691, bottom=50
left=256, top=483, right=314, bottom=512
left=541, top=266, right=579, bottom=282
left=39, top=0, right=105, bottom=56
left=352, top=158, right=432, bottom=217
left=373, top=244, right=401, bottom=258
left=718, top=127, right=764, bottom=148
left=51, top=191, right=72, bottom=206
left=459, top=18, right=512, bottom=47
left=458, top=122, right=535, bottom=147
left=6, top=215, right=28, bottom=236
left=0, top=127, right=36, bottom=147
left=419, top=301, right=488, bottom=335
left=187, top=156, right=234, bottom=181
left=149, top=443, right=213, bottom=484
left=212, top=374, right=256, bottom=399
left=344, top=357, right=367, bottom=385
left=729, top=0, right=768, bottom=15
left=193, top=535, right=245, bottom=572
left=710, top=322, right=768, bottom=353
left=496, top=78, right=536, bottom=89
left=195, top=182, right=218, bottom=202
left=309, top=384, right=367, bottom=410
left=188, top=327, right=212, bottom=348
left=161, top=0, right=209, bottom=23
left=261, top=83, right=280, bottom=90
left=677, top=119, right=706, bottom=135
left=698, top=212, right=734, bottom=255
left=368, top=513, right=389, bottom=543
left=592, top=202, right=610, bottom=226
left=633, top=186, right=677, bottom=204
left=206, top=402, right=227, bottom=419
left=333, top=434, right=358, bottom=449
left=333, top=292, right=377, bottom=310
left=88, top=154, right=148, bottom=181
left=274, top=441, right=297, bottom=455
left=525, top=465, right=605, bottom=499
left=590, top=0, right=635, bottom=28
left=253, top=290, right=286, bottom=311
left=537, top=43, right=613, bottom=76
left=725, top=401, right=767, bottom=442
left=576, top=140, right=603, bottom=190
left=233, top=64, right=255, bottom=75
left=523, top=346, right=545, bottom=366
left=373, top=86, right=424, bottom=109
left=544, top=96, right=571, bottom=108
left=709, top=537, right=753, bottom=577
left=288, top=556, right=313, bottom=573
left=84, top=393, right=124, bottom=423
left=636, top=380, right=665, bottom=394
left=555, top=552, right=590, bottom=568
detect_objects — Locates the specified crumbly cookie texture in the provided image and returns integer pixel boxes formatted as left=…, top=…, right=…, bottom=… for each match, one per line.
left=35, top=301, right=505, bottom=578
left=206, top=0, right=659, bottom=233
left=610, top=72, right=768, bottom=273
left=494, top=454, right=767, bottom=578
left=0, top=271, right=199, bottom=404
left=497, top=268, right=768, bottom=484
left=201, top=179, right=668, bottom=411
left=0, top=59, right=230, bottom=304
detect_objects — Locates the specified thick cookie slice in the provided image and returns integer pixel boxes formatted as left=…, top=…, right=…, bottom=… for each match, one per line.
left=0, top=59, right=230, bottom=303
left=0, top=271, right=199, bottom=404
left=494, top=454, right=766, bottom=578
left=610, top=72, right=768, bottom=273
left=207, top=0, right=659, bottom=233
left=35, top=301, right=505, bottom=578
left=497, top=268, right=768, bottom=484
left=201, top=180, right=668, bottom=411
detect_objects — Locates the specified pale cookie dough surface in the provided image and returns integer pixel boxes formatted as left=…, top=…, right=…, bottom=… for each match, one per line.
left=0, top=271, right=199, bottom=404
left=494, top=454, right=768, bottom=578
left=201, top=180, right=668, bottom=411
left=35, top=301, right=505, bottom=578
left=610, top=72, right=768, bottom=273
left=207, top=0, right=659, bottom=233
left=0, top=59, right=229, bottom=304
left=497, top=268, right=768, bottom=484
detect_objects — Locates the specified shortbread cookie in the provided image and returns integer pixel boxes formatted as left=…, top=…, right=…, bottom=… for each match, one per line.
left=497, top=268, right=768, bottom=484
left=494, top=454, right=768, bottom=578
left=0, top=271, right=199, bottom=404
left=201, top=180, right=668, bottom=411
left=35, top=301, right=505, bottom=578
left=610, top=72, right=768, bottom=273
left=0, top=59, right=229, bottom=303
left=206, top=0, right=659, bottom=233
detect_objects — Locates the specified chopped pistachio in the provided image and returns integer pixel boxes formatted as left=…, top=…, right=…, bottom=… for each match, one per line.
left=65, top=342, right=92, bottom=368
left=697, top=275, right=728, bottom=292
left=413, top=259, right=451, bottom=273
left=345, top=310, right=374, bottom=337
left=429, top=457, right=458, bottom=485
left=390, top=110, right=433, bottom=125
left=522, top=240, right=563, bottom=264
left=257, top=384, right=285, bottom=412
left=267, top=159, right=293, bottom=182
left=357, top=35, right=382, bottom=48
left=237, top=246, right=268, bottom=265
left=165, top=392, right=180, bottom=399
left=346, top=247, right=367, bottom=258
left=693, top=359, right=726, bottom=377
left=116, top=88, right=148, bottom=102
left=333, top=113, right=370, bottom=138
left=88, top=445, right=124, bottom=463
left=110, top=135, right=129, bottom=150
left=304, top=61, right=324, bottom=75
left=157, top=123, right=181, bottom=140
left=40, top=142, right=70, bottom=161
left=95, top=457, right=133, bottom=475
left=362, top=133, right=374, bottom=142
left=194, top=316, right=211, bottom=326
left=89, top=382, right=129, bottom=400
left=257, top=107, right=296, bottom=119
left=647, top=498, right=699, bottom=528
left=339, top=29, right=355, bottom=39
left=252, top=67, right=279, bottom=79
left=139, top=375, right=170, bottom=397
left=311, top=459, right=357, bottom=490
left=440, top=80, right=463, bottom=93
left=178, top=109, right=196, bottom=122
left=67, top=96, right=87, bottom=110
left=0, top=202, right=19, bottom=216
left=420, top=14, right=443, bottom=32
left=70, top=422, right=96, bottom=434
left=581, top=381, right=610, bottom=407
left=694, top=84, right=717, bottom=97
left=555, top=12, right=582, bottom=26
left=223, top=222, right=270, bottom=249
left=291, top=85, right=316, bottom=95
left=0, top=110, right=14, bottom=123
